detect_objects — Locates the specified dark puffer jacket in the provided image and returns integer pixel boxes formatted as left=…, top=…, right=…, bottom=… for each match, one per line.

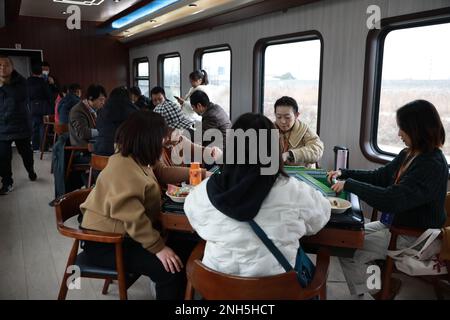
left=94, top=97, right=139, bottom=156
left=0, top=70, right=31, bottom=141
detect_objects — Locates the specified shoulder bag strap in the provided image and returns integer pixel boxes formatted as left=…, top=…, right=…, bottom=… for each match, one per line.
left=248, top=220, right=293, bottom=272
left=387, top=228, right=441, bottom=258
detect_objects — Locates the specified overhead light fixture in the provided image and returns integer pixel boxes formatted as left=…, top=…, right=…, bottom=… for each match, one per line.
left=53, top=0, right=104, bottom=5
left=188, top=3, right=197, bottom=6
left=112, top=0, right=180, bottom=29
left=191, top=9, right=204, bottom=15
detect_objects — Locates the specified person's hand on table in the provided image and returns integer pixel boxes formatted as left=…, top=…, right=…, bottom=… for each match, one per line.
left=326, top=170, right=342, bottom=184
left=331, top=180, right=345, bottom=193
left=156, top=246, right=183, bottom=273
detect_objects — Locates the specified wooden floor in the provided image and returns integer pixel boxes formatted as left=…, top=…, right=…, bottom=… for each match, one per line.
left=0, top=148, right=443, bottom=300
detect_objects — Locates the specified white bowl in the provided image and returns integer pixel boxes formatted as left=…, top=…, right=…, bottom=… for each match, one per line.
left=166, top=191, right=188, bottom=203
left=327, top=197, right=352, bottom=214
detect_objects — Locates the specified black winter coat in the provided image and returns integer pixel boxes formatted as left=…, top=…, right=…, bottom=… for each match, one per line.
left=26, top=76, right=53, bottom=116
left=0, top=70, right=32, bottom=140
left=94, top=97, right=139, bottom=156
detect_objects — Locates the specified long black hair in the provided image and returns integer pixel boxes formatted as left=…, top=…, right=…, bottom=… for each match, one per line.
left=396, top=100, right=445, bottom=153
left=222, top=112, right=288, bottom=178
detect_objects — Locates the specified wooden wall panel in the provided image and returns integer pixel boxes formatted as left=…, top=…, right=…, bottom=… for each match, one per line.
left=0, top=16, right=129, bottom=94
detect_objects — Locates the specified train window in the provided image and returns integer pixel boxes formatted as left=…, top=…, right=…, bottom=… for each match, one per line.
left=362, top=13, right=450, bottom=164
left=158, top=53, right=181, bottom=100
left=254, top=32, right=323, bottom=134
left=375, top=22, right=450, bottom=159
left=134, top=58, right=150, bottom=96
left=194, top=45, right=231, bottom=117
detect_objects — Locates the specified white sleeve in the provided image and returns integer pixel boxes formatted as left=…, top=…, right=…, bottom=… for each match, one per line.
left=294, top=180, right=331, bottom=236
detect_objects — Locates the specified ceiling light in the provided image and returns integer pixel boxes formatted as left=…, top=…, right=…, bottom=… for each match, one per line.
left=112, top=0, right=180, bottom=29
left=62, top=11, right=67, bottom=15
left=188, top=3, right=197, bottom=6
left=53, top=0, right=104, bottom=5
left=192, top=9, right=205, bottom=15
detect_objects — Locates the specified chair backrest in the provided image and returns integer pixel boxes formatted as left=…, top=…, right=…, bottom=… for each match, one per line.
left=43, top=114, right=55, bottom=124
left=91, top=154, right=109, bottom=171
left=54, top=188, right=122, bottom=243
left=55, top=188, right=91, bottom=224
left=55, top=123, right=69, bottom=135
left=445, top=192, right=450, bottom=227
left=185, top=241, right=328, bottom=300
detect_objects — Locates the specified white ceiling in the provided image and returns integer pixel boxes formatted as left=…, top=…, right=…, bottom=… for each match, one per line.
left=19, top=0, right=141, bottom=22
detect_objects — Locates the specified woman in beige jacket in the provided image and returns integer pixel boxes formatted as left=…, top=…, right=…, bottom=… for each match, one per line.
left=80, top=111, right=206, bottom=300
left=274, top=96, right=324, bottom=167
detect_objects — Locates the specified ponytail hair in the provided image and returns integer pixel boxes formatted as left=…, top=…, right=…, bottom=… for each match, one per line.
left=189, top=69, right=209, bottom=85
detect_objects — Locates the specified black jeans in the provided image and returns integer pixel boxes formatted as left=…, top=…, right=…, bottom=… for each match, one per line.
left=82, top=233, right=198, bottom=300
left=0, top=138, right=34, bottom=186
left=32, top=115, right=44, bottom=151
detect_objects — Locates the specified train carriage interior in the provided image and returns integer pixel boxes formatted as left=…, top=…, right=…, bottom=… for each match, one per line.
left=0, top=0, right=450, bottom=305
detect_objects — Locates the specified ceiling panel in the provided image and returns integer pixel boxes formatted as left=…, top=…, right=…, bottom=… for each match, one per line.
left=19, top=0, right=141, bottom=22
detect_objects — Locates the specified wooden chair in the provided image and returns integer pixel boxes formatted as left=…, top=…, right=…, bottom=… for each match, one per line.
left=54, top=122, right=68, bottom=145
left=65, top=145, right=90, bottom=181
left=40, top=114, right=55, bottom=160
left=87, top=154, right=109, bottom=187
left=53, top=123, right=90, bottom=183
left=185, top=241, right=330, bottom=300
left=379, top=192, right=450, bottom=300
left=55, top=188, right=130, bottom=300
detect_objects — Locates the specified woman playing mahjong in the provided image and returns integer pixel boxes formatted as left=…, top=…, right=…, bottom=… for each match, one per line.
left=327, top=99, right=448, bottom=299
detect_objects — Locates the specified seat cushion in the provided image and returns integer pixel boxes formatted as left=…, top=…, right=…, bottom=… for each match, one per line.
left=75, top=251, right=118, bottom=278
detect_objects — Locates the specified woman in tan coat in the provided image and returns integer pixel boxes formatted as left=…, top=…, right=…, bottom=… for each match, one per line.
left=80, top=111, right=206, bottom=300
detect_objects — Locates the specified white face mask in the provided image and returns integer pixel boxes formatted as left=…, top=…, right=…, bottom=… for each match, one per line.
left=42, top=70, right=49, bottom=76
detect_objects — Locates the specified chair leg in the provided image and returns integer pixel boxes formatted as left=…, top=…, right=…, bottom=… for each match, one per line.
left=184, top=280, right=194, bottom=300
left=102, top=278, right=112, bottom=295
left=87, top=167, right=93, bottom=188
left=319, top=284, right=327, bottom=300
left=65, top=151, right=75, bottom=181
left=40, top=124, right=49, bottom=160
left=380, top=232, right=398, bottom=300
left=370, top=208, right=379, bottom=222
left=58, top=240, right=79, bottom=300
left=115, top=243, right=128, bottom=300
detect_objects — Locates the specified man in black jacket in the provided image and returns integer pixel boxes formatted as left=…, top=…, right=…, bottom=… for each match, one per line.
left=0, top=56, right=37, bottom=195
left=27, top=63, right=53, bottom=151
left=129, top=86, right=151, bottom=110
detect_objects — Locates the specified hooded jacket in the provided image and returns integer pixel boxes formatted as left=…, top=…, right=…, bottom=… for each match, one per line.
left=184, top=175, right=331, bottom=277
left=0, top=70, right=31, bottom=141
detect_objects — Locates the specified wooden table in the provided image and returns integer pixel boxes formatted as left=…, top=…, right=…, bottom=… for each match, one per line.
left=158, top=209, right=365, bottom=250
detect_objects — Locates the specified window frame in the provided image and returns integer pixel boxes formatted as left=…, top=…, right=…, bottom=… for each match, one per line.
left=253, top=31, right=324, bottom=135
left=194, top=44, right=232, bottom=119
left=361, top=8, right=450, bottom=164
left=157, top=52, right=181, bottom=98
left=133, top=57, right=150, bottom=93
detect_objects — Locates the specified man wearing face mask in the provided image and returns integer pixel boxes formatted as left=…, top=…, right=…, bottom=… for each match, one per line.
left=41, top=61, right=59, bottom=105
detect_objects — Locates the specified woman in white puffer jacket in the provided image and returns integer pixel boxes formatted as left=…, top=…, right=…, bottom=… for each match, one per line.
left=184, top=113, right=331, bottom=277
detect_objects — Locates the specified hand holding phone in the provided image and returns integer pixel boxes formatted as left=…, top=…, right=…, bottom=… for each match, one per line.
left=174, top=96, right=184, bottom=104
